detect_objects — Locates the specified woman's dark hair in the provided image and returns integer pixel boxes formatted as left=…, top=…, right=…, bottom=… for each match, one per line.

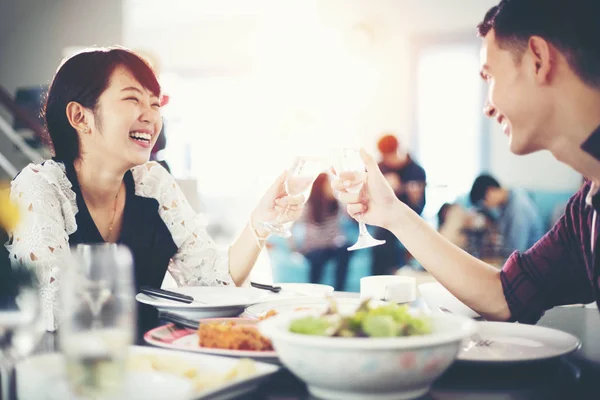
left=43, top=47, right=161, bottom=164
left=307, top=173, right=338, bottom=224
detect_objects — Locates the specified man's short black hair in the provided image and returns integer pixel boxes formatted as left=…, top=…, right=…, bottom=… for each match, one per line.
left=470, top=174, right=501, bottom=206
left=477, top=0, right=600, bottom=88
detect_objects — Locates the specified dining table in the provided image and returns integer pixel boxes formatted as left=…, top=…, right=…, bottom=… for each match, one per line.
left=16, top=293, right=600, bottom=400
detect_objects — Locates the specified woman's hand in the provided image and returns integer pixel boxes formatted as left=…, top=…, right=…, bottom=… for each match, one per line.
left=251, top=171, right=306, bottom=238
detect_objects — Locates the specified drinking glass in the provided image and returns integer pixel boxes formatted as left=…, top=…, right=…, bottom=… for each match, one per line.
left=59, top=244, right=135, bottom=399
left=332, top=148, right=385, bottom=251
left=0, top=264, right=42, bottom=400
left=260, top=156, right=323, bottom=238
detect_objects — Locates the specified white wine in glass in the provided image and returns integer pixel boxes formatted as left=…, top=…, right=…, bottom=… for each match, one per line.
left=261, top=156, right=323, bottom=238
left=60, top=244, right=135, bottom=399
left=332, top=148, right=386, bottom=251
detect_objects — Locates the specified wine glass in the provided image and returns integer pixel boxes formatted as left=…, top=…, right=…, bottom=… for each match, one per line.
left=59, top=244, right=135, bottom=399
left=0, top=263, right=43, bottom=400
left=260, top=156, right=323, bottom=238
left=332, top=148, right=386, bottom=251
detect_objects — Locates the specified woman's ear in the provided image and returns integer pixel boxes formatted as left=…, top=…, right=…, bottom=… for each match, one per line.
left=65, top=101, right=91, bottom=134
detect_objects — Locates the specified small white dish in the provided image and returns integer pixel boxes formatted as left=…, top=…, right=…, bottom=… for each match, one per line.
left=418, top=282, right=480, bottom=318
left=458, top=321, right=581, bottom=363
left=136, top=286, right=267, bottom=319
left=361, top=276, right=416, bottom=303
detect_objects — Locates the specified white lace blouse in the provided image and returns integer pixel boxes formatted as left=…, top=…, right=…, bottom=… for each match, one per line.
left=6, top=160, right=234, bottom=332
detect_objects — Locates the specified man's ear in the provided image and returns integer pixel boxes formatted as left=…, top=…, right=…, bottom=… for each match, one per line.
left=66, top=101, right=91, bottom=134
left=528, top=35, right=553, bottom=85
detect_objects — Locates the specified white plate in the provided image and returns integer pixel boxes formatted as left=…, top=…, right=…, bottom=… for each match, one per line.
left=144, top=318, right=279, bottom=363
left=17, top=355, right=192, bottom=400
left=263, top=283, right=334, bottom=299
left=243, top=297, right=387, bottom=318
left=136, top=287, right=267, bottom=318
left=17, top=346, right=279, bottom=400
left=418, top=282, right=480, bottom=318
left=458, top=321, right=581, bottom=363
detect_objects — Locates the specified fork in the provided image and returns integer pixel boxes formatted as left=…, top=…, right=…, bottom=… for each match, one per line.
left=438, top=306, right=492, bottom=347
left=471, top=333, right=493, bottom=347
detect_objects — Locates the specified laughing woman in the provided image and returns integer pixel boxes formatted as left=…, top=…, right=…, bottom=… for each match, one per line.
left=5, top=48, right=304, bottom=335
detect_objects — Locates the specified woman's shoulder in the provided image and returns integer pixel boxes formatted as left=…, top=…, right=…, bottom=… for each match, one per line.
left=10, top=160, right=78, bottom=232
left=12, top=160, right=70, bottom=192
left=130, top=161, right=174, bottom=198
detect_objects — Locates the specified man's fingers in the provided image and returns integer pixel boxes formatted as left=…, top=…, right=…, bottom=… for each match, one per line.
left=347, top=203, right=366, bottom=218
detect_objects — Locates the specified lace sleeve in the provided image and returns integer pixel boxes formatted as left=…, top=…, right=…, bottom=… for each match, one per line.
left=5, top=161, right=78, bottom=332
left=132, top=162, right=234, bottom=287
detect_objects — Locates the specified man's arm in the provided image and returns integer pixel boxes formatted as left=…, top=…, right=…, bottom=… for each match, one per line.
left=334, top=150, right=593, bottom=323
left=386, top=201, right=510, bottom=321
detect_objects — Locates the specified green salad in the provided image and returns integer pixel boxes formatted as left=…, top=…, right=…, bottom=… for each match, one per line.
left=289, top=298, right=431, bottom=338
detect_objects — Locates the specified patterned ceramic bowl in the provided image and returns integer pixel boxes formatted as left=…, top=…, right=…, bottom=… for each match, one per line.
left=259, top=310, right=476, bottom=400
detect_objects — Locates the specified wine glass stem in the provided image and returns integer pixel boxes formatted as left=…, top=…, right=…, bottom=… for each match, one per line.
left=275, top=205, right=291, bottom=224
left=355, top=213, right=369, bottom=237
left=358, top=221, right=370, bottom=237
left=0, top=355, right=16, bottom=400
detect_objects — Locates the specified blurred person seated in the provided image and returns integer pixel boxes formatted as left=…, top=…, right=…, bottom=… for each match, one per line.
left=438, top=202, right=504, bottom=264
left=437, top=203, right=469, bottom=249
left=372, top=133, right=426, bottom=275
left=291, top=173, right=353, bottom=291
left=470, top=174, right=544, bottom=257
left=5, top=47, right=305, bottom=335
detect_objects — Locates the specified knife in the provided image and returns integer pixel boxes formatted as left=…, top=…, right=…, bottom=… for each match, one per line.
left=158, top=311, right=200, bottom=330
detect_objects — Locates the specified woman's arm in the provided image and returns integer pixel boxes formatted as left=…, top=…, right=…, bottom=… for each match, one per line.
left=7, top=163, right=75, bottom=331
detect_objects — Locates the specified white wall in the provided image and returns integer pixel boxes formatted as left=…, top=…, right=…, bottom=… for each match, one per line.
left=124, top=0, right=580, bottom=193
left=0, top=0, right=581, bottom=192
left=0, top=0, right=123, bottom=94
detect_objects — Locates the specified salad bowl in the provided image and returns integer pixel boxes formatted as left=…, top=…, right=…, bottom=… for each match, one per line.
left=258, top=301, right=476, bottom=400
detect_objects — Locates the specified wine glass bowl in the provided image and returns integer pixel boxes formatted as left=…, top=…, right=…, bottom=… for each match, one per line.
left=261, top=157, right=323, bottom=238
left=331, top=149, right=385, bottom=251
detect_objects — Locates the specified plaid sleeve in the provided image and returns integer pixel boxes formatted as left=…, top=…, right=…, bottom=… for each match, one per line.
left=501, top=186, right=595, bottom=324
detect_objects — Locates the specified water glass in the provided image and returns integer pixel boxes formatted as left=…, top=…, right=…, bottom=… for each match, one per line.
left=59, top=244, right=135, bottom=399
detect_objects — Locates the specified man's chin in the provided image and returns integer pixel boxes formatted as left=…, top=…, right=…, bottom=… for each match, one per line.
left=508, top=134, right=540, bottom=156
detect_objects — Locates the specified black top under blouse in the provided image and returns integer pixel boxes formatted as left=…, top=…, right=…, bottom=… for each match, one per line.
left=64, top=164, right=177, bottom=341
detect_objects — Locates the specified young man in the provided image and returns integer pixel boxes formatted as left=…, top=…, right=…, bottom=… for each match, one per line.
left=469, top=174, right=544, bottom=256
left=334, top=0, right=600, bottom=323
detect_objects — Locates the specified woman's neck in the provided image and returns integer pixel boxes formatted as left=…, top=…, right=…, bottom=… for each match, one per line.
left=73, top=157, right=127, bottom=207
